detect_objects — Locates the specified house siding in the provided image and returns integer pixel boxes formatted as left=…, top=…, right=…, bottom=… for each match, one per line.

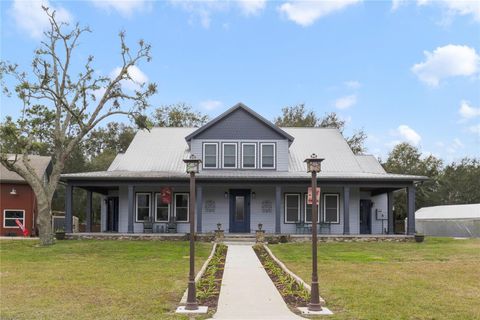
left=193, top=107, right=287, bottom=141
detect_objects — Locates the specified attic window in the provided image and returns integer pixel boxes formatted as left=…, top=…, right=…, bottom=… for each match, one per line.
left=242, top=143, right=256, bottom=169
left=260, top=143, right=275, bottom=168
left=203, top=143, right=218, bottom=168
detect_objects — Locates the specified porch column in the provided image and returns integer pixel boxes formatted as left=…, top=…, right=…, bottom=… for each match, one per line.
left=275, top=186, right=281, bottom=234
left=407, top=185, right=416, bottom=235
left=85, top=190, right=93, bottom=232
left=343, top=186, right=350, bottom=235
left=387, top=191, right=394, bottom=234
left=65, top=184, right=73, bottom=233
left=128, top=185, right=134, bottom=233
left=196, top=185, right=203, bottom=233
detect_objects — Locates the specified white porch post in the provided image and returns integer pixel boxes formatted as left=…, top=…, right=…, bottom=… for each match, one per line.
left=343, top=186, right=350, bottom=235
left=128, top=185, right=134, bottom=233
left=275, top=186, right=281, bottom=234
left=196, top=185, right=203, bottom=233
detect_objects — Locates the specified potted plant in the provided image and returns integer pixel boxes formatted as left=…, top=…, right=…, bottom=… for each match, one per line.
left=55, top=228, right=66, bottom=240
left=414, top=233, right=425, bottom=243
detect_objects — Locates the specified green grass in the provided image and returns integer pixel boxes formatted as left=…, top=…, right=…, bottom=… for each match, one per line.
left=0, top=240, right=212, bottom=320
left=269, top=238, right=480, bottom=320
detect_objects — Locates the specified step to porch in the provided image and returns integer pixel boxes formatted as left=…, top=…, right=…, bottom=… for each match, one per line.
left=221, top=233, right=256, bottom=244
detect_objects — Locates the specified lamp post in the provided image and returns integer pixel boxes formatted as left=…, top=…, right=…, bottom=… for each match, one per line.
left=304, top=153, right=324, bottom=311
left=183, top=154, right=201, bottom=310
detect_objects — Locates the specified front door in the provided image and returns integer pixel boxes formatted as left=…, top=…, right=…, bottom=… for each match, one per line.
left=229, top=189, right=250, bottom=233
left=359, top=199, right=372, bottom=234
left=106, top=197, right=119, bottom=232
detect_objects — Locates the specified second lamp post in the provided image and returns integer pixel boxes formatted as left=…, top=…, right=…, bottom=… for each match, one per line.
left=304, top=153, right=324, bottom=312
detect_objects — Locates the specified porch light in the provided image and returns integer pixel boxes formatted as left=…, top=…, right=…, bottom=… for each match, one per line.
left=304, top=153, right=324, bottom=173
left=224, top=192, right=228, bottom=199
left=10, top=188, right=17, bottom=195
left=184, top=154, right=201, bottom=174
left=252, top=191, right=256, bottom=199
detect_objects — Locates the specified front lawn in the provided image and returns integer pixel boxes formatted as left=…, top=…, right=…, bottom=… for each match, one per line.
left=0, top=240, right=212, bottom=320
left=269, top=238, right=480, bottom=320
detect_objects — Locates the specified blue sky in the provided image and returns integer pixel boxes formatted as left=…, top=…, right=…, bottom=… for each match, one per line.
left=1, top=0, right=479, bottom=162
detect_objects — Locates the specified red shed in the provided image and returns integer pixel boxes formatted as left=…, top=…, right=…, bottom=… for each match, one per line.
left=0, top=155, right=52, bottom=237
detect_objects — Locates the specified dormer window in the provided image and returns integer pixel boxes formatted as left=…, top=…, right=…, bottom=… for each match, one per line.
left=222, top=143, right=237, bottom=168
left=242, top=143, right=257, bottom=169
left=203, top=143, right=218, bottom=168
left=260, top=143, right=275, bottom=169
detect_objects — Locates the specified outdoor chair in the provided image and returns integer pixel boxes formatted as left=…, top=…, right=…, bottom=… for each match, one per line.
left=143, top=216, right=153, bottom=233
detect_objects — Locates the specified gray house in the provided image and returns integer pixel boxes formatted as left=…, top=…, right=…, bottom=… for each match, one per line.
left=61, top=103, right=426, bottom=235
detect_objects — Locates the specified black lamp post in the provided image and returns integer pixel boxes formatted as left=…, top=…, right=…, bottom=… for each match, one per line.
left=183, top=154, right=201, bottom=310
left=304, top=153, right=324, bottom=311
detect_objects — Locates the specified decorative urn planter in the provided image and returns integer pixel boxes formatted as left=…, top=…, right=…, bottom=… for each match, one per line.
left=55, top=231, right=66, bottom=240
left=414, top=233, right=425, bottom=243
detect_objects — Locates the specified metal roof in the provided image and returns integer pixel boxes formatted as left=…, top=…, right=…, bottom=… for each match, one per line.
left=61, top=126, right=427, bottom=182
left=1, top=154, right=52, bottom=183
left=416, top=204, right=480, bottom=220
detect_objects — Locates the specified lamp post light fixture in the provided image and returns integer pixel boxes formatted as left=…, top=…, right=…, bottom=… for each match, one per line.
left=183, top=154, right=201, bottom=310
left=304, top=153, right=324, bottom=312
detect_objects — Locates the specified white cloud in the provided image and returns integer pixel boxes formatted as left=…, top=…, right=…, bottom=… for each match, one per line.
left=237, top=0, right=266, bottom=16
left=344, top=80, right=361, bottom=89
left=110, top=65, right=148, bottom=91
left=459, top=100, right=480, bottom=120
left=199, top=100, right=223, bottom=111
left=469, top=124, right=480, bottom=135
left=396, top=125, right=422, bottom=146
left=278, top=0, right=361, bottom=27
left=169, top=0, right=264, bottom=28
left=412, top=44, right=480, bottom=86
left=90, top=0, right=149, bottom=17
left=392, top=1, right=480, bottom=22
left=335, top=95, right=357, bottom=109
left=10, top=0, right=72, bottom=39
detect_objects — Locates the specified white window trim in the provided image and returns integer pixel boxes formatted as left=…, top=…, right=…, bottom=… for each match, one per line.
left=222, top=143, right=238, bottom=169
left=304, top=194, right=320, bottom=223
left=203, top=142, right=218, bottom=169
left=135, top=193, right=151, bottom=222
left=284, top=193, right=300, bottom=224
left=3, top=209, right=26, bottom=228
left=260, top=142, right=276, bottom=169
left=174, top=193, right=189, bottom=223
left=323, top=194, right=340, bottom=224
left=154, top=193, right=170, bottom=222
left=241, top=143, right=257, bottom=169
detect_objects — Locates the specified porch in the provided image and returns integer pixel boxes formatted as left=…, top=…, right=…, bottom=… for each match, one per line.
left=63, top=179, right=417, bottom=236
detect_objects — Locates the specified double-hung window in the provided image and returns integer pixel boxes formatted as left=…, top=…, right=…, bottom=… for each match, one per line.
left=136, top=193, right=151, bottom=222
left=203, top=143, right=218, bottom=168
left=260, top=143, right=275, bottom=169
left=242, top=143, right=256, bottom=168
left=155, top=193, right=170, bottom=222
left=222, top=143, right=237, bottom=168
left=284, top=194, right=300, bottom=223
left=174, top=193, right=189, bottom=222
left=304, top=194, right=320, bottom=223
left=323, top=194, right=340, bottom=223
left=3, top=210, right=25, bottom=228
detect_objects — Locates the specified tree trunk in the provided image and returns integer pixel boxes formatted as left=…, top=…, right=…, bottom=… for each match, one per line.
left=36, top=190, right=55, bottom=246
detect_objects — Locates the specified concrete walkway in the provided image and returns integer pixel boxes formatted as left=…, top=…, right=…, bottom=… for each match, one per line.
left=212, top=244, right=303, bottom=320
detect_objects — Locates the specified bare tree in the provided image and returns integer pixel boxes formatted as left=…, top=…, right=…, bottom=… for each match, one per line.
left=0, top=7, right=156, bottom=245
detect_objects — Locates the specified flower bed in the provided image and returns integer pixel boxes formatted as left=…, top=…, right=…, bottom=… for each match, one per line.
left=196, top=243, right=228, bottom=311
left=253, top=244, right=310, bottom=309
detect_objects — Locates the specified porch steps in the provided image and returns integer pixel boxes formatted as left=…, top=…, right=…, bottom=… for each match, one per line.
left=221, top=234, right=256, bottom=245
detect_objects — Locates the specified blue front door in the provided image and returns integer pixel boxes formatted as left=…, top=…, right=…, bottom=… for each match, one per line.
left=229, top=189, right=250, bottom=233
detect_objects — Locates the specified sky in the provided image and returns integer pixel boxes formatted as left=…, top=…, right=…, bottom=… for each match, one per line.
left=1, top=0, right=479, bottom=162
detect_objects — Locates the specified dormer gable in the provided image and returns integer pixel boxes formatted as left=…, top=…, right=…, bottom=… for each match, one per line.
left=185, top=103, right=294, bottom=144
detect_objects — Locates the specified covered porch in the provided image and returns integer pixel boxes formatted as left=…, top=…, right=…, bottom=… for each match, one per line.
left=62, top=178, right=418, bottom=236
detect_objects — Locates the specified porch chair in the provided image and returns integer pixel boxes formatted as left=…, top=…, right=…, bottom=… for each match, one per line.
left=143, top=216, right=153, bottom=233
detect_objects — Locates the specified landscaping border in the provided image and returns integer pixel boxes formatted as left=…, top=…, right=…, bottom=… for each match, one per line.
left=180, top=243, right=217, bottom=305
left=262, top=244, right=326, bottom=306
